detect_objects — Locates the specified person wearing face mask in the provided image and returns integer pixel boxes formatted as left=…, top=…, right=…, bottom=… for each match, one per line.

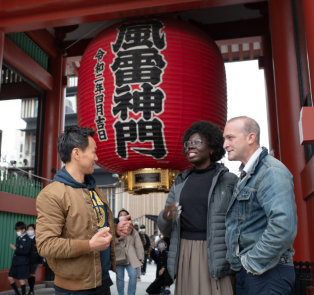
left=26, top=224, right=43, bottom=295
left=157, top=121, right=238, bottom=295
left=115, top=209, right=144, bottom=295
left=8, top=221, right=32, bottom=295
left=139, top=225, right=151, bottom=275
left=146, top=240, right=173, bottom=295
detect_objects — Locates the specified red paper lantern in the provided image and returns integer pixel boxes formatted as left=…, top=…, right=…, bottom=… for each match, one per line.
left=77, top=17, right=226, bottom=183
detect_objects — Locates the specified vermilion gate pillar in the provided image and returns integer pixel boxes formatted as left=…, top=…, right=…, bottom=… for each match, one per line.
left=41, top=51, right=65, bottom=186
left=268, top=0, right=310, bottom=261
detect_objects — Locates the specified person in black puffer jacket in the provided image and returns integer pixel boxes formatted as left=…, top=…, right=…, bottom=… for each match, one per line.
left=157, top=121, right=238, bottom=295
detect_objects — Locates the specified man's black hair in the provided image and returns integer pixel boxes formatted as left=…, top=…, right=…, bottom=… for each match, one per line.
left=140, top=224, right=145, bottom=229
left=27, top=223, right=36, bottom=230
left=182, top=120, right=226, bottom=162
left=57, top=126, right=95, bottom=163
left=15, top=221, right=26, bottom=231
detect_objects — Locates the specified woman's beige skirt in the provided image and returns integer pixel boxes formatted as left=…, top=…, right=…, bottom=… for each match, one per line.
left=174, top=239, right=236, bottom=295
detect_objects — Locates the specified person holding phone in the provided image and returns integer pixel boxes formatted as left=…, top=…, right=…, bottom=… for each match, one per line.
left=115, top=209, right=144, bottom=295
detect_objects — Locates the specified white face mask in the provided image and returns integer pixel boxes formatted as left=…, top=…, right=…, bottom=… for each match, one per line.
left=140, top=229, right=145, bottom=233
left=27, top=230, right=34, bottom=236
left=16, top=231, right=22, bottom=237
left=158, top=243, right=166, bottom=251
left=119, top=216, right=126, bottom=222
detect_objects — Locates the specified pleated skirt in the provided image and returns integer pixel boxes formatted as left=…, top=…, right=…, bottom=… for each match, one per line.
left=174, top=239, right=236, bottom=295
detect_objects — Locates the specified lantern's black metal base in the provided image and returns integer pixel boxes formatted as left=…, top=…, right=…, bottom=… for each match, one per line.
left=291, top=261, right=312, bottom=295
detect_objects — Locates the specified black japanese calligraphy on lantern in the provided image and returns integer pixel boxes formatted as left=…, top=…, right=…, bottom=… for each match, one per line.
left=110, top=20, right=168, bottom=160
left=93, top=49, right=108, bottom=142
left=112, top=83, right=165, bottom=120
left=113, top=118, right=167, bottom=160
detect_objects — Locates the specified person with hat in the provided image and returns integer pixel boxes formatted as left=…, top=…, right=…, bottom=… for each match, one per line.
left=139, top=225, right=151, bottom=275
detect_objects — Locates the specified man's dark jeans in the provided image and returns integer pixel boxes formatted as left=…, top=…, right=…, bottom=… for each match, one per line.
left=142, top=254, right=148, bottom=274
left=236, top=264, right=295, bottom=295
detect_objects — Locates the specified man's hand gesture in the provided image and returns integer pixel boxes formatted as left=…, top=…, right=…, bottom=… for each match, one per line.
left=116, top=215, right=133, bottom=237
left=89, top=227, right=112, bottom=252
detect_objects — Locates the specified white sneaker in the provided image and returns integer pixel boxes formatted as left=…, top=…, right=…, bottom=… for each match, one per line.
left=137, top=277, right=141, bottom=281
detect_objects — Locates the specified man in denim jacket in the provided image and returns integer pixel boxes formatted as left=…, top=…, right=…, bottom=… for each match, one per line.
left=223, top=116, right=297, bottom=295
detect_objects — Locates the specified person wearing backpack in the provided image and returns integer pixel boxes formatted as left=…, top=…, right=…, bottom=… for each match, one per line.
left=26, top=224, right=43, bottom=295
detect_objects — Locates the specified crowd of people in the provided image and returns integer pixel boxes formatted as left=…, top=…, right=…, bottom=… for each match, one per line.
left=8, top=115, right=297, bottom=295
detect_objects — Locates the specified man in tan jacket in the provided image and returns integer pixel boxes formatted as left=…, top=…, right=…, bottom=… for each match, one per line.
left=36, top=126, right=132, bottom=295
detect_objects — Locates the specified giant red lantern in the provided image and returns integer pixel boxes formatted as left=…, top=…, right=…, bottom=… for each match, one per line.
left=77, top=17, right=227, bottom=194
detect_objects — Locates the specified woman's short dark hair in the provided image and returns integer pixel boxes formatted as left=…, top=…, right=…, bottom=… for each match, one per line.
left=182, top=120, right=225, bottom=162
left=15, top=221, right=26, bottom=231
left=27, top=223, right=36, bottom=230
left=117, top=209, right=130, bottom=219
left=57, top=126, right=95, bottom=163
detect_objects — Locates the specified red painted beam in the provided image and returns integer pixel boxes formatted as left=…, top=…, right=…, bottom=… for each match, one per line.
left=215, top=36, right=262, bottom=46
left=3, top=36, right=53, bottom=91
left=0, top=82, right=42, bottom=99
left=194, top=18, right=265, bottom=41
left=301, top=155, right=314, bottom=200
left=26, top=29, right=58, bottom=58
left=0, top=191, right=37, bottom=216
left=0, top=0, right=267, bottom=33
left=0, top=31, right=4, bottom=92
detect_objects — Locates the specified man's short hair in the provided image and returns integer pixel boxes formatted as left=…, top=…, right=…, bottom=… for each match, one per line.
left=57, top=126, right=95, bottom=163
left=15, top=221, right=26, bottom=231
left=227, top=116, right=260, bottom=144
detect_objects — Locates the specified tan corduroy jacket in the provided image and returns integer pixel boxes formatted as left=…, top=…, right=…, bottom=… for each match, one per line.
left=115, top=229, right=144, bottom=269
left=36, top=182, right=115, bottom=291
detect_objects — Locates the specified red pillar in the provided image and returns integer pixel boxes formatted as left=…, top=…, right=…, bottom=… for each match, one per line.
left=268, top=0, right=310, bottom=261
left=41, top=51, right=65, bottom=186
left=0, top=31, right=4, bottom=92
left=302, top=0, right=314, bottom=99
left=262, top=33, right=280, bottom=160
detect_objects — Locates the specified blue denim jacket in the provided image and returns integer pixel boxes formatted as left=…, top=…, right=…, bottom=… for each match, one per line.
left=225, top=148, right=297, bottom=275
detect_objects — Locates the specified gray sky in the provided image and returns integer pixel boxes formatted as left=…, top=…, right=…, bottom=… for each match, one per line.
left=224, top=60, right=269, bottom=174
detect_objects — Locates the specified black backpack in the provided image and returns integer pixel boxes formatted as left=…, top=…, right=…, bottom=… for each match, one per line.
left=29, top=238, right=40, bottom=264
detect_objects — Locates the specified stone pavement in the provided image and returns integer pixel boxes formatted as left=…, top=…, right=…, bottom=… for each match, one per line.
left=1, top=263, right=175, bottom=295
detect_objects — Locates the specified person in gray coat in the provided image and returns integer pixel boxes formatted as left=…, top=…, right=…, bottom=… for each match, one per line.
left=157, top=120, right=238, bottom=295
